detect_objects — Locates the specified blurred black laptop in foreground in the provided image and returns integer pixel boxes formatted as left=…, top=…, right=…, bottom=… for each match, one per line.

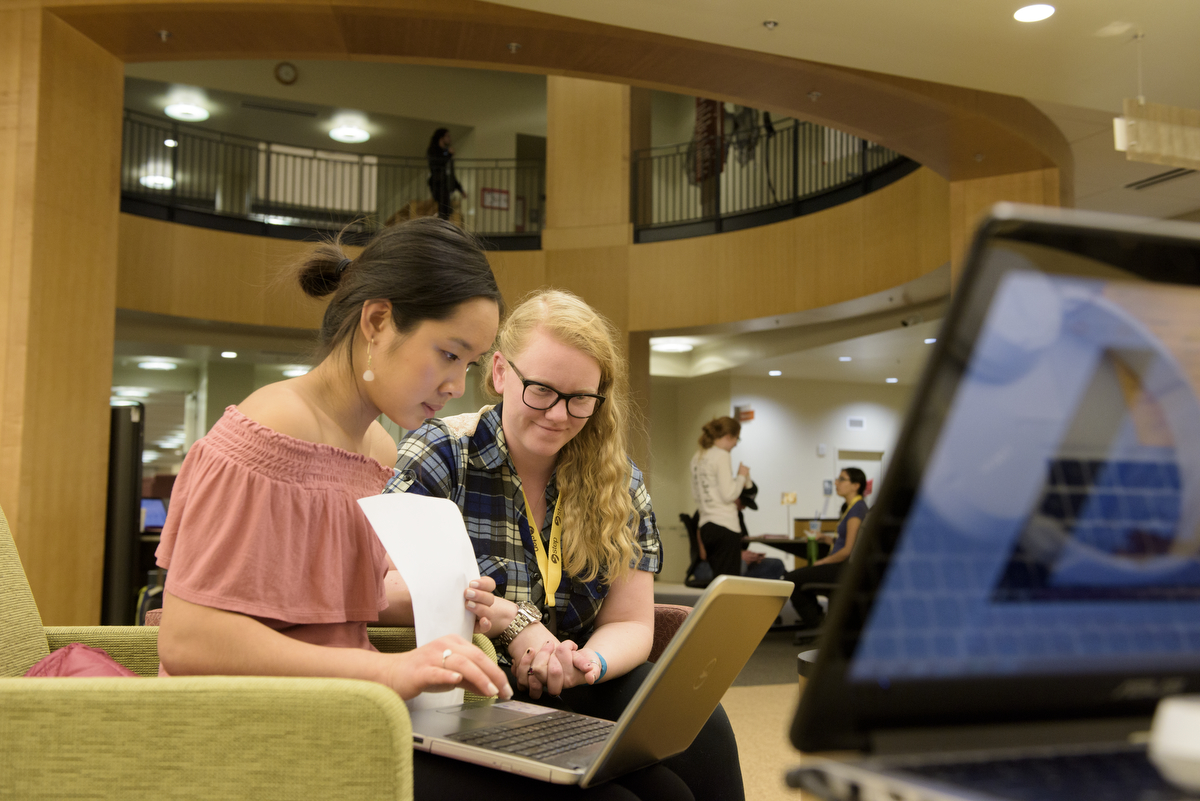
left=789, top=204, right=1200, bottom=801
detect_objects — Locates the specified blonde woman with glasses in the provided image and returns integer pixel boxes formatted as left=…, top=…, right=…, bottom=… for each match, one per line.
left=388, top=288, right=743, bottom=801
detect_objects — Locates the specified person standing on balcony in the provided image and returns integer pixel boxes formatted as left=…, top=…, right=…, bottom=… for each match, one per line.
left=427, top=128, right=464, bottom=220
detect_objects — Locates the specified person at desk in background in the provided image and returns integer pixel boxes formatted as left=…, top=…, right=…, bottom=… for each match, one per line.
left=783, top=467, right=868, bottom=629
left=690, top=416, right=750, bottom=579
left=427, top=127, right=465, bottom=220
left=390, top=289, right=743, bottom=801
left=153, top=218, right=513, bottom=732
left=734, top=482, right=786, bottom=581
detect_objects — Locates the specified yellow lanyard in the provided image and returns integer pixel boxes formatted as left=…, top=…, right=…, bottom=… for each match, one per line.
left=836, top=496, right=864, bottom=532
left=521, top=491, right=563, bottom=609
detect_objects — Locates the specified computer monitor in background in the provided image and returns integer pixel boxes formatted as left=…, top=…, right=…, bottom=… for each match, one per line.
left=140, top=497, right=167, bottom=531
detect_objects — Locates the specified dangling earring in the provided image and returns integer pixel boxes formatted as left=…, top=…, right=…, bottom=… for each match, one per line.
left=363, top=339, right=376, bottom=382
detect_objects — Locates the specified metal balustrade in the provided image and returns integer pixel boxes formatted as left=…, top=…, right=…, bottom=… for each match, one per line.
left=121, top=110, right=914, bottom=248
left=631, top=119, right=915, bottom=242
left=121, top=111, right=544, bottom=245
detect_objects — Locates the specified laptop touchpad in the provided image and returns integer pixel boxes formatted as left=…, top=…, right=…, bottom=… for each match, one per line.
left=437, top=704, right=529, bottom=723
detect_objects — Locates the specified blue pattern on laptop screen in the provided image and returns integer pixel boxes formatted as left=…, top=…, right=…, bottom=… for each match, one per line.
left=850, top=265, right=1200, bottom=682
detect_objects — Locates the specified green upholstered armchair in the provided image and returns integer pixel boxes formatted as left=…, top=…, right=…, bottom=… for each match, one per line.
left=0, top=504, right=495, bottom=801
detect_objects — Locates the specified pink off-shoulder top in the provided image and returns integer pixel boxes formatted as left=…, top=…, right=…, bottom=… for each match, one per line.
left=156, top=406, right=395, bottom=655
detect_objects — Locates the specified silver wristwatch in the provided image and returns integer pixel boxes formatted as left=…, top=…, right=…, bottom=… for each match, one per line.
left=494, top=601, right=542, bottom=649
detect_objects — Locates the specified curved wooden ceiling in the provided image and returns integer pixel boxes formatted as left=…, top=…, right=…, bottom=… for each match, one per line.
left=50, top=0, right=1070, bottom=190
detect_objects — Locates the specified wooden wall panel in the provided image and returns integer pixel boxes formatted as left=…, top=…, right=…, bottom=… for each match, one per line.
left=798, top=199, right=866, bottom=311
left=0, top=10, right=36, bottom=535
left=116, top=215, right=329, bottom=330
left=485, top=249, right=546, bottom=310
left=545, top=76, right=630, bottom=236
left=949, top=167, right=1061, bottom=285
left=544, top=246, right=631, bottom=333
left=626, top=169, right=952, bottom=333
left=2, top=12, right=124, bottom=625
left=715, top=220, right=797, bottom=325
left=628, top=236, right=721, bottom=332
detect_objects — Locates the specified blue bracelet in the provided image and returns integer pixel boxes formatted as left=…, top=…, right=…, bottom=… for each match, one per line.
left=595, top=652, right=607, bottom=681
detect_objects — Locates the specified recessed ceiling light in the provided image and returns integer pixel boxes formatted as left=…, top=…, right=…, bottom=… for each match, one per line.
left=138, top=360, right=177, bottom=370
left=768, top=370, right=782, bottom=377
left=142, top=450, right=160, bottom=462
left=113, top=388, right=150, bottom=398
left=839, top=356, right=852, bottom=362
left=110, top=399, right=140, bottom=407
left=924, top=338, right=937, bottom=344
left=651, top=341, right=694, bottom=353
left=221, top=351, right=237, bottom=359
left=885, top=377, right=899, bottom=384
left=1014, top=4, right=1055, bottom=22
left=163, top=139, right=178, bottom=147
left=283, top=366, right=311, bottom=377
left=329, top=125, right=370, bottom=143
left=164, top=103, right=209, bottom=122
left=139, top=175, right=175, bottom=190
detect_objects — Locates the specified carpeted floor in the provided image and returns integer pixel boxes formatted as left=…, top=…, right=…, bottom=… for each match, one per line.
left=732, top=629, right=805, bottom=687
left=721, top=629, right=818, bottom=799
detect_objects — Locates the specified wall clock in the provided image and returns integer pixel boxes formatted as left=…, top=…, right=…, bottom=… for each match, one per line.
left=274, top=62, right=298, bottom=86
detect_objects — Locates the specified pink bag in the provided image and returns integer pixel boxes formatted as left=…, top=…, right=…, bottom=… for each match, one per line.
left=25, top=643, right=140, bottom=678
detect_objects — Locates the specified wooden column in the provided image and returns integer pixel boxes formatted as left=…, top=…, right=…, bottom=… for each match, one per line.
left=948, top=167, right=1062, bottom=286
left=541, top=76, right=655, bottom=476
left=0, top=10, right=123, bottom=624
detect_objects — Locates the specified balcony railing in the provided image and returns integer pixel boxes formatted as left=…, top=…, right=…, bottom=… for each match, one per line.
left=631, top=119, right=916, bottom=242
left=120, top=111, right=544, bottom=247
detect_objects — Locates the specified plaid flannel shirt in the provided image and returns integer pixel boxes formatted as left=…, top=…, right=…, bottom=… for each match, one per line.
left=385, top=404, right=661, bottom=647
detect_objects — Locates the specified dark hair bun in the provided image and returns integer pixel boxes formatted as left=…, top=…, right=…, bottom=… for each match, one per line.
left=297, top=243, right=348, bottom=298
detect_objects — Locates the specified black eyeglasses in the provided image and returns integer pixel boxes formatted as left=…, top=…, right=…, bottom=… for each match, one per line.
left=507, top=360, right=606, bottom=419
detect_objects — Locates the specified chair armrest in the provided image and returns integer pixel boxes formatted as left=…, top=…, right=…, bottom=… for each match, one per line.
left=0, top=675, right=412, bottom=800
left=368, top=627, right=498, bottom=703
left=44, top=626, right=160, bottom=678
left=651, top=604, right=692, bottom=663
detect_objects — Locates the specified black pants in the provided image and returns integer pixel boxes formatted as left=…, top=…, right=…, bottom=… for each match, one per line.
left=783, top=562, right=845, bottom=627
left=699, top=522, right=743, bottom=578
left=414, top=749, right=691, bottom=800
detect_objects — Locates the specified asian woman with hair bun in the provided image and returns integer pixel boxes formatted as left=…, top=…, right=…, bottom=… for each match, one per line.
left=155, top=216, right=511, bottom=715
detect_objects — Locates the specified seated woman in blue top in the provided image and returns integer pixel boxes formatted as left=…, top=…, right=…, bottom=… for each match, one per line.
left=784, top=467, right=868, bottom=629
left=388, top=288, right=743, bottom=801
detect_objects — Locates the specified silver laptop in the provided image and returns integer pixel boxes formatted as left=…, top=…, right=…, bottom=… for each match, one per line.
left=788, top=204, right=1200, bottom=801
left=409, top=574, right=788, bottom=786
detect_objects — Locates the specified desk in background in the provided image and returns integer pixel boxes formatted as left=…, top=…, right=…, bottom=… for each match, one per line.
left=743, top=535, right=831, bottom=563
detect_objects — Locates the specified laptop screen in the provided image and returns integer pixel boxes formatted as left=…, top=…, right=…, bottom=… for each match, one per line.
left=142, top=497, right=167, bottom=530
left=851, top=265, right=1200, bottom=682
left=794, top=206, right=1200, bottom=751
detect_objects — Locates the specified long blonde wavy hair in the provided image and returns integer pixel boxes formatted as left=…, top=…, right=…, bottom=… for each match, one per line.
left=484, top=289, right=642, bottom=585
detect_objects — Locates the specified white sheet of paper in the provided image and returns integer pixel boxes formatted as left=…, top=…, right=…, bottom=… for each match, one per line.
left=358, top=493, right=481, bottom=710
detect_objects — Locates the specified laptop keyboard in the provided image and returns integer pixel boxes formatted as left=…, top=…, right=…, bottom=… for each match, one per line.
left=447, top=710, right=614, bottom=760
left=901, top=747, right=1198, bottom=801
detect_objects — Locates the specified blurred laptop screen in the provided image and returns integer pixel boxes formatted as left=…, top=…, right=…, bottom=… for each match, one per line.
left=849, top=244, right=1200, bottom=684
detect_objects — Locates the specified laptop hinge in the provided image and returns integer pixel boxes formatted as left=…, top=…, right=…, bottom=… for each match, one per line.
left=869, top=716, right=1152, bottom=757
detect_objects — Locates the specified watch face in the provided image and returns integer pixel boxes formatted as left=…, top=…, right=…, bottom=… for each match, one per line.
left=275, top=62, right=297, bottom=85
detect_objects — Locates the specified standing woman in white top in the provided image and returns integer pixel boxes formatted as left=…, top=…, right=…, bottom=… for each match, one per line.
left=689, top=416, right=750, bottom=577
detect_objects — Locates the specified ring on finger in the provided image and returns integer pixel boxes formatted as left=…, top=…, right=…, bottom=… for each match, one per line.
left=441, top=648, right=453, bottom=669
